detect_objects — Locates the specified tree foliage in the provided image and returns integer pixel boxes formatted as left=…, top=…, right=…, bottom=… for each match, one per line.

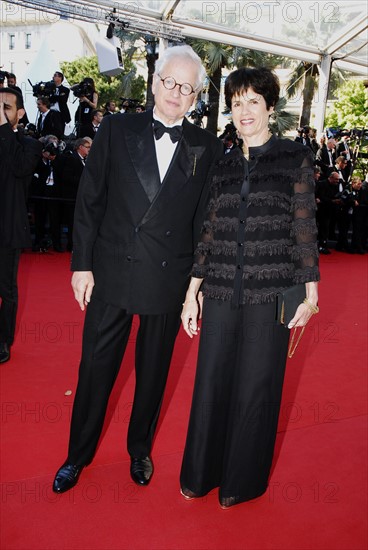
left=325, top=79, right=368, bottom=129
left=60, top=56, right=145, bottom=110
left=188, top=39, right=285, bottom=135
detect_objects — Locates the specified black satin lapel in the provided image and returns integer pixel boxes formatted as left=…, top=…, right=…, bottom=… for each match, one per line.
left=125, top=124, right=161, bottom=203
left=139, top=138, right=205, bottom=226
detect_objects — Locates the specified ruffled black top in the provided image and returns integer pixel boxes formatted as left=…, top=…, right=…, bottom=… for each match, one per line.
left=192, top=136, right=320, bottom=305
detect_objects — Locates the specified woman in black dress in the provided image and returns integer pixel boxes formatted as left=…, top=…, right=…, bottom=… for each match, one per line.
left=180, top=67, right=320, bottom=509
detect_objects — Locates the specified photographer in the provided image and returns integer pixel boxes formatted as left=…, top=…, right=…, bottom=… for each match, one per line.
left=295, top=126, right=312, bottom=149
left=49, top=71, right=71, bottom=136
left=31, top=136, right=63, bottom=252
left=315, top=171, right=341, bottom=254
left=119, top=98, right=140, bottom=114
left=349, top=177, right=368, bottom=254
left=73, top=78, right=98, bottom=137
left=36, top=97, right=63, bottom=140
left=188, top=99, right=210, bottom=127
left=0, top=87, right=42, bottom=363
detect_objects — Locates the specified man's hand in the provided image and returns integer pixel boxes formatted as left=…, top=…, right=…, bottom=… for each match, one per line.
left=71, top=271, right=94, bottom=311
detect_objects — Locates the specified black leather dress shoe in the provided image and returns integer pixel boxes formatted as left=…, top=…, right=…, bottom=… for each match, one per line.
left=318, top=246, right=331, bottom=255
left=0, top=343, right=10, bottom=363
left=53, top=462, right=84, bottom=493
left=130, top=456, right=153, bottom=486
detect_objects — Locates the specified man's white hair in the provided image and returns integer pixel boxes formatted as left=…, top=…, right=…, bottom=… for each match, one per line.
left=154, top=45, right=207, bottom=92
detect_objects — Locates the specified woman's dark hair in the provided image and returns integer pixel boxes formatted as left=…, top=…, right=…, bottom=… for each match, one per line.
left=82, top=77, right=96, bottom=92
left=225, top=67, right=280, bottom=110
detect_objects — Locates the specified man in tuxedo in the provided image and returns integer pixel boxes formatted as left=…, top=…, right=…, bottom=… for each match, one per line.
left=315, top=171, right=341, bottom=254
left=336, top=132, right=353, bottom=181
left=31, top=137, right=64, bottom=253
left=49, top=71, right=71, bottom=136
left=334, top=156, right=348, bottom=187
left=36, top=97, right=63, bottom=139
left=53, top=45, right=222, bottom=493
left=59, top=137, right=92, bottom=251
left=103, top=100, right=116, bottom=116
left=315, top=137, right=336, bottom=176
left=0, top=88, right=42, bottom=363
left=79, top=109, right=103, bottom=140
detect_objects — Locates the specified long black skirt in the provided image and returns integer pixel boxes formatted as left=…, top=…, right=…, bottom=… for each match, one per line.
left=180, top=297, right=290, bottom=504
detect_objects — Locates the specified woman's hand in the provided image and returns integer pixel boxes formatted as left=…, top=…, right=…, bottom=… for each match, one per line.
left=181, top=277, right=204, bottom=338
left=288, top=281, right=319, bottom=328
left=181, top=298, right=200, bottom=338
left=288, top=302, right=314, bottom=328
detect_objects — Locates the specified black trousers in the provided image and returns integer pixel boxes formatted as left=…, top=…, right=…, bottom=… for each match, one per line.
left=181, top=298, right=290, bottom=504
left=68, top=296, right=181, bottom=465
left=0, top=248, right=21, bottom=345
left=33, top=195, right=62, bottom=248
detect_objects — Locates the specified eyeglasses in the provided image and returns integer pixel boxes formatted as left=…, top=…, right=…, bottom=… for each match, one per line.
left=158, top=74, right=195, bottom=96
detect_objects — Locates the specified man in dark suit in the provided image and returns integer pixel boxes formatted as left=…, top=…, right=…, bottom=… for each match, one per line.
left=0, top=88, right=42, bottom=363
left=49, top=71, right=71, bottom=137
left=31, top=137, right=64, bottom=253
left=36, top=96, right=63, bottom=139
left=53, top=45, right=222, bottom=493
left=59, top=137, right=92, bottom=250
left=315, top=137, right=336, bottom=176
left=79, top=109, right=103, bottom=140
left=336, top=132, right=353, bottom=181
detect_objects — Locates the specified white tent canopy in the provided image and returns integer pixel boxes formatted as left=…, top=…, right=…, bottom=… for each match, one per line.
left=4, top=0, right=368, bottom=131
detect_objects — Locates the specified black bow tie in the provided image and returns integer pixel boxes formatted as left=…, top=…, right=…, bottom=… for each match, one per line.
left=153, top=119, right=182, bottom=143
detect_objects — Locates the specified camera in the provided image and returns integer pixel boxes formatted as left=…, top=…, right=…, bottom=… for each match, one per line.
left=120, top=97, right=140, bottom=110
left=0, top=70, right=10, bottom=83
left=29, top=79, right=56, bottom=98
left=189, top=100, right=210, bottom=126
left=335, top=188, right=353, bottom=203
left=43, top=140, right=66, bottom=156
left=43, top=142, right=58, bottom=156
left=71, top=81, right=94, bottom=98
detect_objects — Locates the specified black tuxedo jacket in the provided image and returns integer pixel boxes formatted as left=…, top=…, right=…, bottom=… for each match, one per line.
left=49, top=84, right=71, bottom=124
left=79, top=122, right=99, bottom=140
left=31, top=156, right=63, bottom=198
left=37, top=110, right=64, bottom=140
left=0, top=125, right=42, bottom=248
left=336, top=141, right=352, bottom=159
left=72, top=110, right=222, bottom=314
left=59, top=151, right=85, bottom=199
left=315, top=144, right=336, bottom=174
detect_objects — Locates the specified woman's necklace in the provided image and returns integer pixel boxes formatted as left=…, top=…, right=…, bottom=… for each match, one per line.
left=242, top=131, right=273, bottom=160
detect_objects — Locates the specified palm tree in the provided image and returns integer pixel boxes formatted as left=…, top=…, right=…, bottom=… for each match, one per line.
left=286, top=62, right=319, bottom=128
left=269, top=97, right=298, bottom=137
left=114, top=30, right=159, bottom=108
left=189, top=40, right=285, bottom=135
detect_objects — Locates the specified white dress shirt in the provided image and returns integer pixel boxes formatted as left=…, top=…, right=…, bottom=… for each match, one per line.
left=152, top=109, right=184, bottom=182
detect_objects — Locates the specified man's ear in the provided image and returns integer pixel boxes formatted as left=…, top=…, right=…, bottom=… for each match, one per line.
left=17, top=108, right=25, bottom=122
left=151, top=74, right=157, bottom=96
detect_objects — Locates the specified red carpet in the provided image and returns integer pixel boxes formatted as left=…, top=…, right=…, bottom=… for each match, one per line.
left=1, top=250, right=367, bottom=550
